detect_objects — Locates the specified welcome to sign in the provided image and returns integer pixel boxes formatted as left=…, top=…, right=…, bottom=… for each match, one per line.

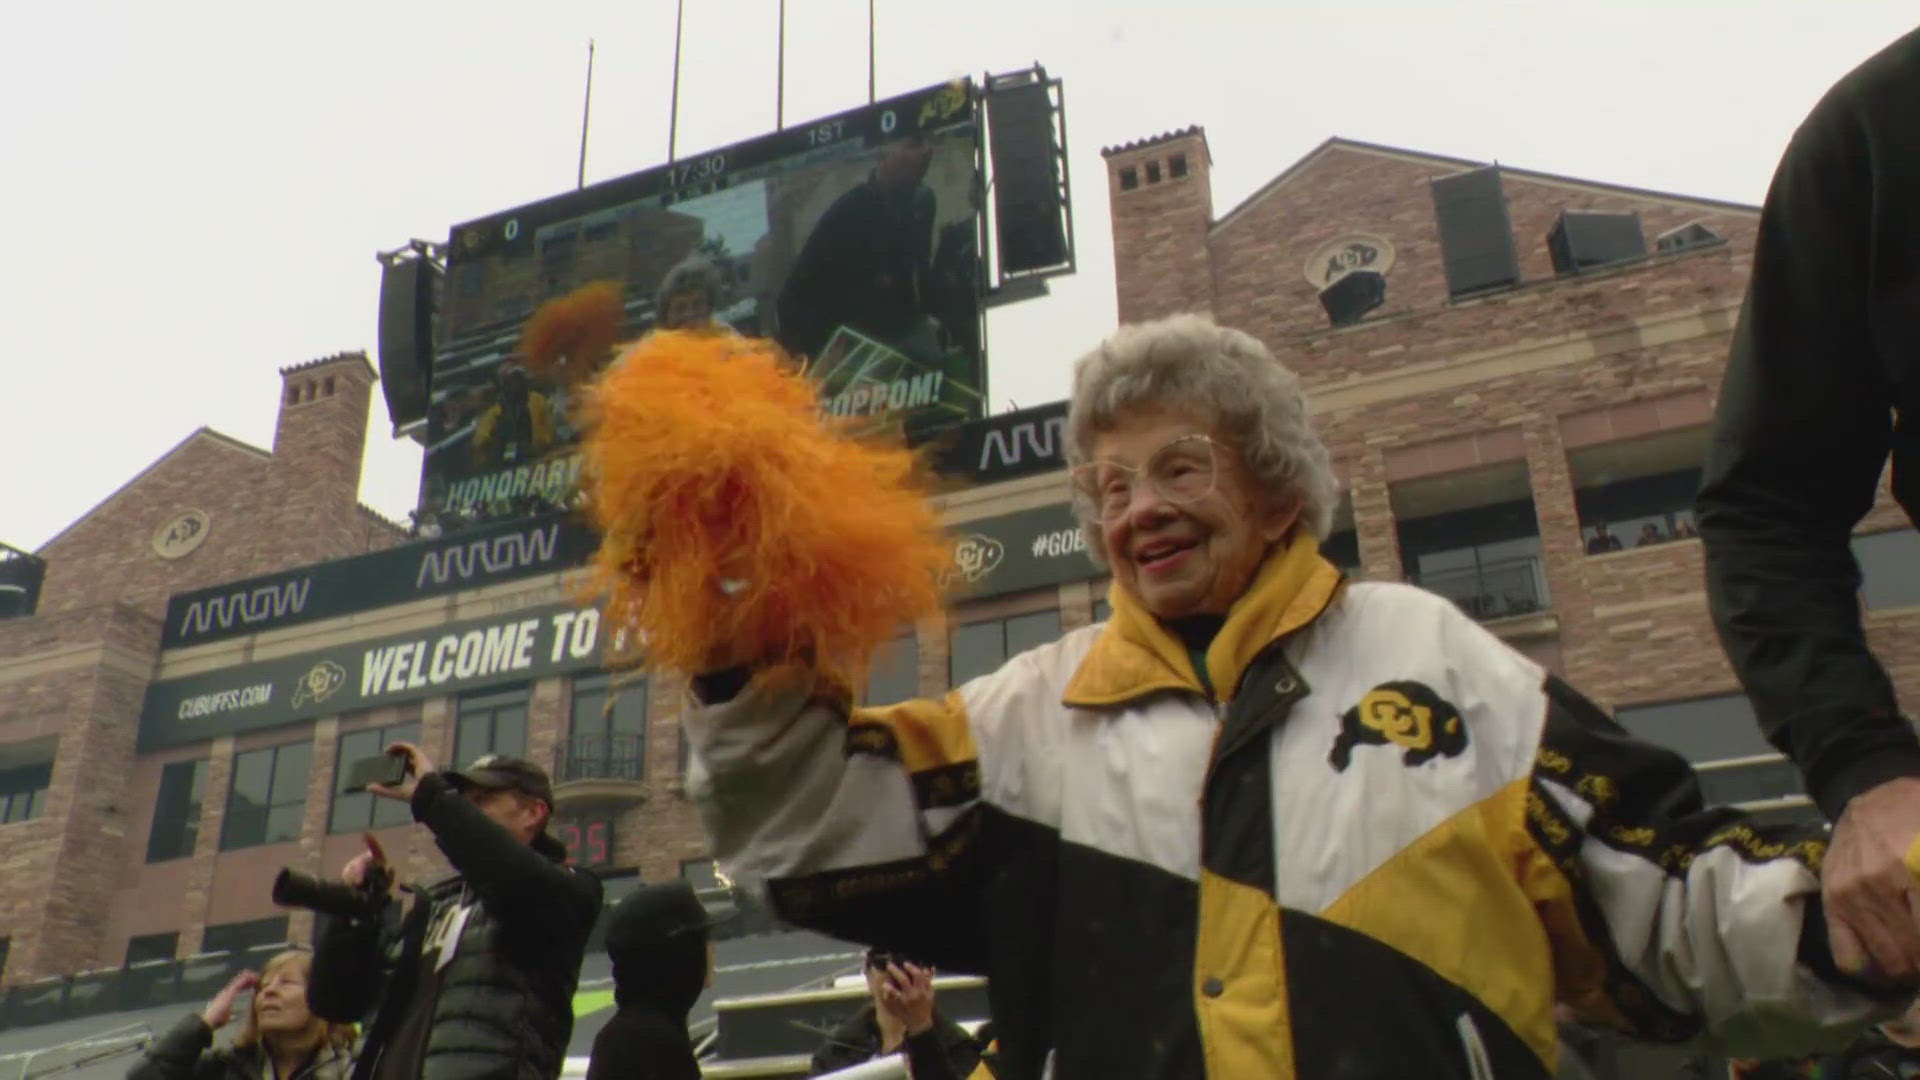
left=138, top=602, right=607, bottom=750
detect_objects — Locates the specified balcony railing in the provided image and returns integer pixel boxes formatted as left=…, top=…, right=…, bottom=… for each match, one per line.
left=557, top=733, right=646, bottom=783
left=1413, top=555, right=1548, bottom=621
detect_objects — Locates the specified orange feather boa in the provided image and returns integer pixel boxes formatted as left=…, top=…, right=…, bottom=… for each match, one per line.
left=576, top=331, right=953, bottom=687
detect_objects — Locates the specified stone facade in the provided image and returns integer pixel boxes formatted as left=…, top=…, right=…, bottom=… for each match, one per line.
left=0, top=354, right=404, bottom=985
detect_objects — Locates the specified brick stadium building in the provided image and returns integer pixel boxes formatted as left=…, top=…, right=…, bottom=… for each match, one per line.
left=1, top=127, right=1917, bottom=1077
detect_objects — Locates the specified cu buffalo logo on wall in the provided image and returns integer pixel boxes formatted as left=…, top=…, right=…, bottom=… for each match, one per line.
left=1330, top=681, right=1468, bottom=771
left=291, top=660, right=347, bottom=708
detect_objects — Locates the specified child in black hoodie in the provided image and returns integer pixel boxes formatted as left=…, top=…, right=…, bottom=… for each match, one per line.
left=586, top=882, right=716, bottom=1080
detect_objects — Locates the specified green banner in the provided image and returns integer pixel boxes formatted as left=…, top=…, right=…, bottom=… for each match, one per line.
left=951, top=502, right=1098, bottom=600
left=139, top=602, right=605, bottom=750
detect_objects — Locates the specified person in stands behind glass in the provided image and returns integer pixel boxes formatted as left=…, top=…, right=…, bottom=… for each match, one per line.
left=130, top=950, right=355, bottom=1080
left=1696, top=25, right=1920, bottom=988
left=307, top=748, right=601, bottom=1080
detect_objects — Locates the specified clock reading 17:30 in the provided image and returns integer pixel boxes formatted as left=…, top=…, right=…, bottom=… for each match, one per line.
left=557, top=816, right=613, bottom=868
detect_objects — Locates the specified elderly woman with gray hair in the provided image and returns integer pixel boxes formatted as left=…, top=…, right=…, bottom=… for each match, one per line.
left=684, top=315, right=1900, bottom=1080
left=654, top=256, right=728, bottom=332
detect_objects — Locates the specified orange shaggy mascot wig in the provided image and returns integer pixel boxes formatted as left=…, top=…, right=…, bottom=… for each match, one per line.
left=519, top=281, right=626, bottom=388
left=576, top=331, right=952, bottom=689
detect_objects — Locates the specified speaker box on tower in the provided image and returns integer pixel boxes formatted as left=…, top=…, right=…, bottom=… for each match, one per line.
left=377, top=256, right=440, bottom=429
left=986, top=77, right=1070, bottom=276
left=1547, top=211, right=1646, bottom=275
left=1319, top=270, right=1387, bottom=327
left=1430, top=166, right=1521, bottom=298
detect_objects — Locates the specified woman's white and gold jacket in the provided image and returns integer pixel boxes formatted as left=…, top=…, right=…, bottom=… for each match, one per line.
left=685, top=534, right=1895, bottom=1079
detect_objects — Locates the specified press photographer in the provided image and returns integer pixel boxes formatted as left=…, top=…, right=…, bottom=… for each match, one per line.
left=305, top=744, right=602, bottom=1080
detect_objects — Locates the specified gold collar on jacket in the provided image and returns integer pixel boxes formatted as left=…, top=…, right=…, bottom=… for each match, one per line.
left=1063, top=530, right=1344, bottom=709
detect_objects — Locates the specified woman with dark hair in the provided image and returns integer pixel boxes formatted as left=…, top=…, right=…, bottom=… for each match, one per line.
left=129, top=950, right=354, bottom=1080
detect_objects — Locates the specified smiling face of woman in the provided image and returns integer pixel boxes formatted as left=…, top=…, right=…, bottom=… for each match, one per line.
left=1082, top=407, right=1298, bottom=620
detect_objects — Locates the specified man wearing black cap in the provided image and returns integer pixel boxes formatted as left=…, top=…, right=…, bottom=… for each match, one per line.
left=585, top=881, right=721, bottom=1080
left=307, top=743, right=603, bottom=1080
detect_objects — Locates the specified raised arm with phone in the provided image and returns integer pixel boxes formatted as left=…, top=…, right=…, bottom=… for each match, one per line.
left=303, top=742, right=602, bottom=1080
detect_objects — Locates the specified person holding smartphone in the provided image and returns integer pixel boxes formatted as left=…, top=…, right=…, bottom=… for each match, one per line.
left=306, top=745, right=602, bottom=1080
left=806, top=949, right=983, bottom=1080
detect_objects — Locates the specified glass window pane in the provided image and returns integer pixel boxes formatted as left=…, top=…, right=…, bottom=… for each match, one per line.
left=949, top=621, right=1006, bottom=686
left=865, top=637, right=919, bottom=705
left=329, top=791, right=371, bottom=834
left=1005, top=610, right=1063, bottom=657
left=387, top=722, right=421, bottom=751
left=186, top=759, right=208, bottom=804
left=492, top=710, right=527, bottom=759
left=455, top=715, right=490, bottom=766
left=371, top=793, right=414, bottom=830
left=25, top=789, right=45, bottom=821
left=1698, top=758, right=1805, bottom=806
left=231, top=749, right=272, bottom=805
left=1092, top=598, right=1112, bottom=624
left=264, top=805, right=304, bottom=845
left=336, top=730, right=379, bottom=785
left=1856, top=529, right=1920, bottom=611
left=1615, top=694, right=1776, bottom=763
left=125, top=932, right=178, bottom=967
left=609, top=685, right=648, bottom=737
left=222, top=806, right=266, bottom=850
left=270, top=744, right=312, bottom=807
left=571, top=687, right=611, bottom=739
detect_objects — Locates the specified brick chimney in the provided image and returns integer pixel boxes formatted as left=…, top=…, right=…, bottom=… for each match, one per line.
left=1103, top=126, right=1216, bottom=324
left=270, top=352, right=378, bottom=565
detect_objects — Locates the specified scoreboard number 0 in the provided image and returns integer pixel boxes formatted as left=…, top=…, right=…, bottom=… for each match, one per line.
left=504, top=219, right=520, bottom=242
left=880, top=110, right=897, bottom=135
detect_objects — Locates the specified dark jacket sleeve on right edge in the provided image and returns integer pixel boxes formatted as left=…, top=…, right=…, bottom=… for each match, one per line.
left=1695, top=51, right=1920, bottom=820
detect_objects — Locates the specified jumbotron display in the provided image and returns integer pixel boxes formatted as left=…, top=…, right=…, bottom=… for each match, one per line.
left=420, top=79, right=987, bottom=525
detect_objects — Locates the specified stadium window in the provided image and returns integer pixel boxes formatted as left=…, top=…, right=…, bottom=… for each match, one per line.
left=220, top=741, right=313, bottom=851
left=0, top=738, right=55, bottom=825
left=455, top=261, right=486, bottom=299
left=1393, top=460, right=1548, bottom=621
left=199, top=917, right=288, bottom=956
left=565, top=674, right=648, bottom=782
left=1567, top=425, right=1707, bottom=554
left=124, top=931, right=178, bottom=967
left=454, top=685, right=529, bottom=767
left=950, top=609, right=1063, bottom=686
left=286, top=386, right=300, bottom=407
left=1854, top=528, right=1920, bottom=610
left=146, top=758, right=210, bottom=861
left=583, top=220, right=618, bottom=242
left=1145, top=161, right=1163, bottom=184
left=1615, top=694, right=1810, bottom=815
left=0, top=937, right=9, bottom=981
left=864, top=634, right=919, bottom=705
left=329, top=718, right=422, bottom=834
left=1118, top=167, right=1139, bottom=191
left=1092, top=596, right=1112, bottom=624
left=323, top=376, right=335, bottom=397
left=1168, top=154, right=1188, bottom=179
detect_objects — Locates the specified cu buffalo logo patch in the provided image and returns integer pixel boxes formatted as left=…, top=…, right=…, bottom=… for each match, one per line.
left=1330, top=681, right=1467, bottom=771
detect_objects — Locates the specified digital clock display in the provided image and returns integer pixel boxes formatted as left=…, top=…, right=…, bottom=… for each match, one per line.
left=556, top=814, right=614, bottom=869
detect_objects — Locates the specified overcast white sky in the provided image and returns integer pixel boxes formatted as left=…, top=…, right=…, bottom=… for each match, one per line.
left=3, top=2, right=1913, bottom=553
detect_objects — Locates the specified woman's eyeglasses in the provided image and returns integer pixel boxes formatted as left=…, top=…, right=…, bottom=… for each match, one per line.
left=1070, top=434, right=1222, bottom=523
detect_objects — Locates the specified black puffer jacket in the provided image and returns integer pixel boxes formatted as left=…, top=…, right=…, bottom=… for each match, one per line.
left=806, top=1003, right=980, bottom=1080
left=127, top=1014, right=353, bottom=1080
left=309, top=774, right=602, bottom=1080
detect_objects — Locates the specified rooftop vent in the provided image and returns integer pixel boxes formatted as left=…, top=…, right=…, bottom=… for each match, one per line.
left=1654, top=221, right=1723, bottom=254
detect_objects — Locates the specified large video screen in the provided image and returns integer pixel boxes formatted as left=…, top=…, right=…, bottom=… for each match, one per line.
left=421, top=79, right=986, bottom=525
